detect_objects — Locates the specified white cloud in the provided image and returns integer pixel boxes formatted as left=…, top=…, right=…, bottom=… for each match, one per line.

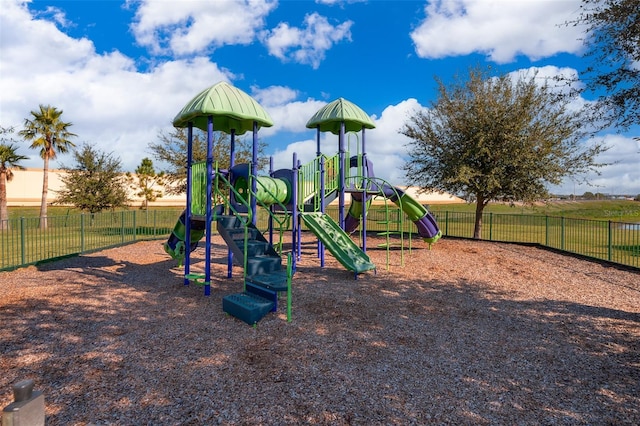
left=0, top=0, right=97, bottom=77
left=266, top=100, right=327, bottom=135
left=584, top=135, right=640, bottom=196
left=261, top=12, right=353, bottom=69
left=411, top=0, right=584, bottom=63
left=3, top=0, right=637, bottom=197
left=250, top=85, right=330, bottom=135
left=130, top=0, right=277, bottom=56
left=252, top=85, right=299, bottom=106
left=367, top=99, right=423, bottom=156
left=508, top=65, right=583, bottom=90
left=506, top=65, right=592, bottom=117
left=269, top=139, right=318, bottom=172
left=267, top=98, right=424, bottom=186
left=551, top=135, right=640, bottom=196
left=0, top=1, right=233, bottom=171
left=315, top=0, right=367, bottom=5
left=363, top=99, right=426, bottom=185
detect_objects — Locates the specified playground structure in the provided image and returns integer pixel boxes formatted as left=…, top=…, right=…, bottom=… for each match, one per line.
left=163, top=81, right=441, bottom=325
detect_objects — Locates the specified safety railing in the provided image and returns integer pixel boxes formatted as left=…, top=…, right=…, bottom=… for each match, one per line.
left=191, top=161, right=208, bottom=216
left=297, top=153, right=341, bottom=212
left=0, top=210, right=177, bottom=271
left=249, top=170, right=292, bottom=255
left=430, top=211, right=639, bottom=269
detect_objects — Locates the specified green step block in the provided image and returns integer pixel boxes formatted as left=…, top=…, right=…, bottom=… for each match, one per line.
left=234, top=239, right=268, bottom=257
left=245, top=256, right=281, bottom=276
left=245, top=282, right=278, bottom=311
left=222, top=292, right=274, bottom=325
left=246, top=271, right=289, bottom=292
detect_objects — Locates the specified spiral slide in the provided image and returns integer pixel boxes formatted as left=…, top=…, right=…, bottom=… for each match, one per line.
left=344, top=157, right=442, bottom=245
left=164, top=210, right=206, bottom=264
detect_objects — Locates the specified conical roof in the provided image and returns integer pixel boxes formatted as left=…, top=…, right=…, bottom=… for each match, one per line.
left=306, top=97, right=375, bottom=135
left=173, top=81, right=273, bottom=134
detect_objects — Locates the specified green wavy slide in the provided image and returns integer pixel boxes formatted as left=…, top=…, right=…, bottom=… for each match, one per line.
left=299, top=212, right=376, bottom=275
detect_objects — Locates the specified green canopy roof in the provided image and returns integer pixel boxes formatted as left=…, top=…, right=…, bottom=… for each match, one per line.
left=305, top=97, right=375, bottom=135
left=172, top=81, right=273, bottom=134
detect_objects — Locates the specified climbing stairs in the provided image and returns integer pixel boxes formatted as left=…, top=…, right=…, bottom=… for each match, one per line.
left=216, top=214, right=291, bottom=325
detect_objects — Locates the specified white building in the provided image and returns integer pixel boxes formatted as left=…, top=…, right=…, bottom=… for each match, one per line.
left=6, top=168, right=465, bottom=207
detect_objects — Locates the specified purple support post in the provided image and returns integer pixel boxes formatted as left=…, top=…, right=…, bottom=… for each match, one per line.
left=251, top=121, right=258, bottom=226
left=361, top=186, right=367, bottom=254
left=316, top=127, right=324, bottom=262
left=338, top=121, right=346, bottom=230
left=268, top=156, right=274, bottom=245
left=184, top=123, right=194, bottom=286
left=361, top=128, right=367, bottom=253
left=297, top=159, right=302, bottom=260
left=292, top=153, right=299, bottom=268
left=229, top=129, right=236, bottom=206
left=319, top=155, right=326, bottom=267
left=227, top=129, right=236, bottom=279
left=204, top=116, right=214, bottom=296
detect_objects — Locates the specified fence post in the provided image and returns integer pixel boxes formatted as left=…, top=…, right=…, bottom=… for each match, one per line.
left=445, top=211, right=449, bottom=236
left=489, top=212, right=493, bottom=241
left=20, top=217, right=25, bottom=267
left=153, top=210, right=157, bottom=238
left=561, top=217, right=565, bottom=251
left=545, top=215, right=549, bottom=247
left=2, top=379, right=45, bottom=426
left=608, top=220, right=612, bottom=262
left=81, top=214, right=85, bottom=253
left=133, top=210, right=137, bottom=241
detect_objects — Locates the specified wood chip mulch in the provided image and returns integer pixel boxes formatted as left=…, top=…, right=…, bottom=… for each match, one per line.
left=1, top=234, right=639, bottom=425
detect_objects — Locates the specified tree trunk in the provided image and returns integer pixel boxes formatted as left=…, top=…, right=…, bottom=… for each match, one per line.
left=473, top=198, right=485, bottom=239
left=0, top=172, right=8, bottom=231
left=39, top=157, right=49, bottom=229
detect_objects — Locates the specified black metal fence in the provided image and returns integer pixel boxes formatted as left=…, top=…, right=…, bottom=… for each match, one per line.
left=1, top=208, right=638, bottom=271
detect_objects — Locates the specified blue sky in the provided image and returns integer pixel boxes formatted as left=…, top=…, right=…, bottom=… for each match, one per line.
left=1, top=0, right=638, bottom=195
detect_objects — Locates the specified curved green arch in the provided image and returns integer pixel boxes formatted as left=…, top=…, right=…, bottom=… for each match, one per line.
left=173, top=81, right=273, bottom=134
left=306, top=97, right=375, bottom=135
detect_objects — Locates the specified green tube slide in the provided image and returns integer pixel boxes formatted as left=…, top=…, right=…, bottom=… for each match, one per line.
left=346, top=185, right=441, bottom=244
left=397, top=192, right=427, bottom=221
left=234, top=175, right=291, bottom=206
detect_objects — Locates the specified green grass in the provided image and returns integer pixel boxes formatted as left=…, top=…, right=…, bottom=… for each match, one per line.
left=8, top=206, right=185, bottom=219
left=9, top=200, right=640, bottom=222
left=428, top=200, right=640, bottom=222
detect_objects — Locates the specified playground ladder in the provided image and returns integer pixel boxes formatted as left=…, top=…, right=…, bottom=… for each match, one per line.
left=217, top=214, right=291, bottom=325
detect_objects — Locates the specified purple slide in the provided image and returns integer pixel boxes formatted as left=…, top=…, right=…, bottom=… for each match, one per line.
left=344, top=156, right=441, bottom=244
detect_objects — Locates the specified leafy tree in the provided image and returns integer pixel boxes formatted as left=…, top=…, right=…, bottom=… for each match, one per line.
left=126, top=157, right=165, bottom=210
left=54, top=144, right=129, bottom=213
left=0, top=127, right=28, bottom=230
left=583, top=191, right=596, bottom=200
left=148, top=127, right=268, bottom=195
left=18, top=105, right=76, bottom=228
left=566, top=0, right=639, bottom=131
left=402, top=66, right=608, bottom=239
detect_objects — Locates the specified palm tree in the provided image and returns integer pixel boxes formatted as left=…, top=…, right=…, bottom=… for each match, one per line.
left=0, top=143, right=28, bottom=230
left=19, top=105, right=76, bottom=229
